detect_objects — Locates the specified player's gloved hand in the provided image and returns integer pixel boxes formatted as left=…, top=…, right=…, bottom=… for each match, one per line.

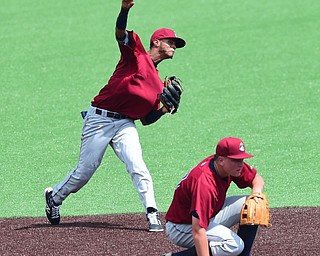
left=159, top=76, right=183, bottom=114
left=240, top=193, right=271, bottom=227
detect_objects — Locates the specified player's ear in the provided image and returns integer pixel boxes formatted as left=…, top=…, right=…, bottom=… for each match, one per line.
left=217, top=156, right=225, bottom=165
left=152, top=39, right=161, bottom=47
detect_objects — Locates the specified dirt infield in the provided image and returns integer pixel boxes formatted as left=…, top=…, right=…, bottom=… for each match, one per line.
left=1, top=207, right=318, bottom=256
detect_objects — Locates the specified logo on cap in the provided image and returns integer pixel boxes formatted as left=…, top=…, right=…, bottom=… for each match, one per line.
left=239, top=142, right=245, bottom=152
left=215, top=137, right=253, bottom=159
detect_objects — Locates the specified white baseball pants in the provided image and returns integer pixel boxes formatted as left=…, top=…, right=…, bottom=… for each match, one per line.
left=51, top=105, right=158, bottom=211
left=166, top=196, right=247, bottom=256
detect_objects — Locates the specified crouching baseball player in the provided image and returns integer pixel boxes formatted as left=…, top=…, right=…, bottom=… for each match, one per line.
left=161, top=137, right=270, bottom=256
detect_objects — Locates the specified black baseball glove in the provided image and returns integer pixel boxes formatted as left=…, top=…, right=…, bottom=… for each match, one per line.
left=159, top=76, right=183, bottom=114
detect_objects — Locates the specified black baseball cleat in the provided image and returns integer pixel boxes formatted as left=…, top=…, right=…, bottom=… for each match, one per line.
left=44, top=187, right=61, bottom=225
left=146, top=211, right=164, bottom=232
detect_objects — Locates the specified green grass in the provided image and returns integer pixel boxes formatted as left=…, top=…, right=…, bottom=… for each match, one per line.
left=1, top=0, right=319, bottom=218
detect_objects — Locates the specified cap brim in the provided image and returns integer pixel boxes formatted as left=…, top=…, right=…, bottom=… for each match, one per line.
left=228, top=153, right=254, bottom=159
left=167, top=37, right=186, bottom=48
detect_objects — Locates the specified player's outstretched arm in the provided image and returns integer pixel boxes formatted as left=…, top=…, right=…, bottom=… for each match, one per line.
left=115, top=0, right=135, bottom=41
left=250, top=173, right=265, bottom=194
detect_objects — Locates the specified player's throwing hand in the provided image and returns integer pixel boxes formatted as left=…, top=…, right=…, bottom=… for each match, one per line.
left=122, top=0, right=135, bottom=10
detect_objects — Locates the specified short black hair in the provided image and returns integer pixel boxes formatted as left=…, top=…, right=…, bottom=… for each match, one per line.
left=213, top=154, right=219, bottom=161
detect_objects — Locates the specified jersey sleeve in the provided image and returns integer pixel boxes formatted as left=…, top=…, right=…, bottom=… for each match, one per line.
left=118, top=31, right=135, bottom=55
left=116, top=31, right=130, bottom=46
left=232, top=162, right=257, bottom=188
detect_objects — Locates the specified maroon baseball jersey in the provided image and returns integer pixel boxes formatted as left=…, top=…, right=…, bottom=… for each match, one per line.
left=165, top=155, right=257, bottom=229
left=92, top=31, right=163, bottom=120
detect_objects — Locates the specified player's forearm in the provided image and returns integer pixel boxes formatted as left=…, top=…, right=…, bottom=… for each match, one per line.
left=115, top=8, right=129, bottom=40
left=140, top=107, right=166, bottom=126
left=192, top=217, right=210, bottom=256
left=193, top=229, right=210, bottom=256
left=251, top=173, right=265, bottom=193
left=115, top=1, right=135, bottom=40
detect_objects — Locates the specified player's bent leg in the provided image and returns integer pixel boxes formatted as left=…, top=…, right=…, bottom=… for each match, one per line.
left=165, top=221, right=194, bottom=248
left=165, top=221, right=244, bottom=256
left=50, top=109, right=113, bottom=204
left=212, top=195, right=247, bottom=228
left=207, top=223, right=244, bottom=256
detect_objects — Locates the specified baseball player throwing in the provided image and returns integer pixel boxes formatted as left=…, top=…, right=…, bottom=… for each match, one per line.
left=44, top=0, right=186, bottom=232
left=162, top=137, right=266, bottom=256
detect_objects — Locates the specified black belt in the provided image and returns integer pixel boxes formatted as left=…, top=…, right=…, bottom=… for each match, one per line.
left=95, top=109, right=127, bottom=119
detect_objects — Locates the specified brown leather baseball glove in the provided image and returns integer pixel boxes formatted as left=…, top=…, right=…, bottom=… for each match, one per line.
left=240, top=193, right=271, bottom=227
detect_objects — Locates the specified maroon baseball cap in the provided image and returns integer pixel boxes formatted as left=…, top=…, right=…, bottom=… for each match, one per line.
left=216, top=137, right=254, bottom=159
left=150, top=28, right=186, bottom=48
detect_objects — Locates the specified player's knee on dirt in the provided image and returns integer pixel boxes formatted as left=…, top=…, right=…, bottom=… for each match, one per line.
left=209, top=236, right=244, bottom=256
